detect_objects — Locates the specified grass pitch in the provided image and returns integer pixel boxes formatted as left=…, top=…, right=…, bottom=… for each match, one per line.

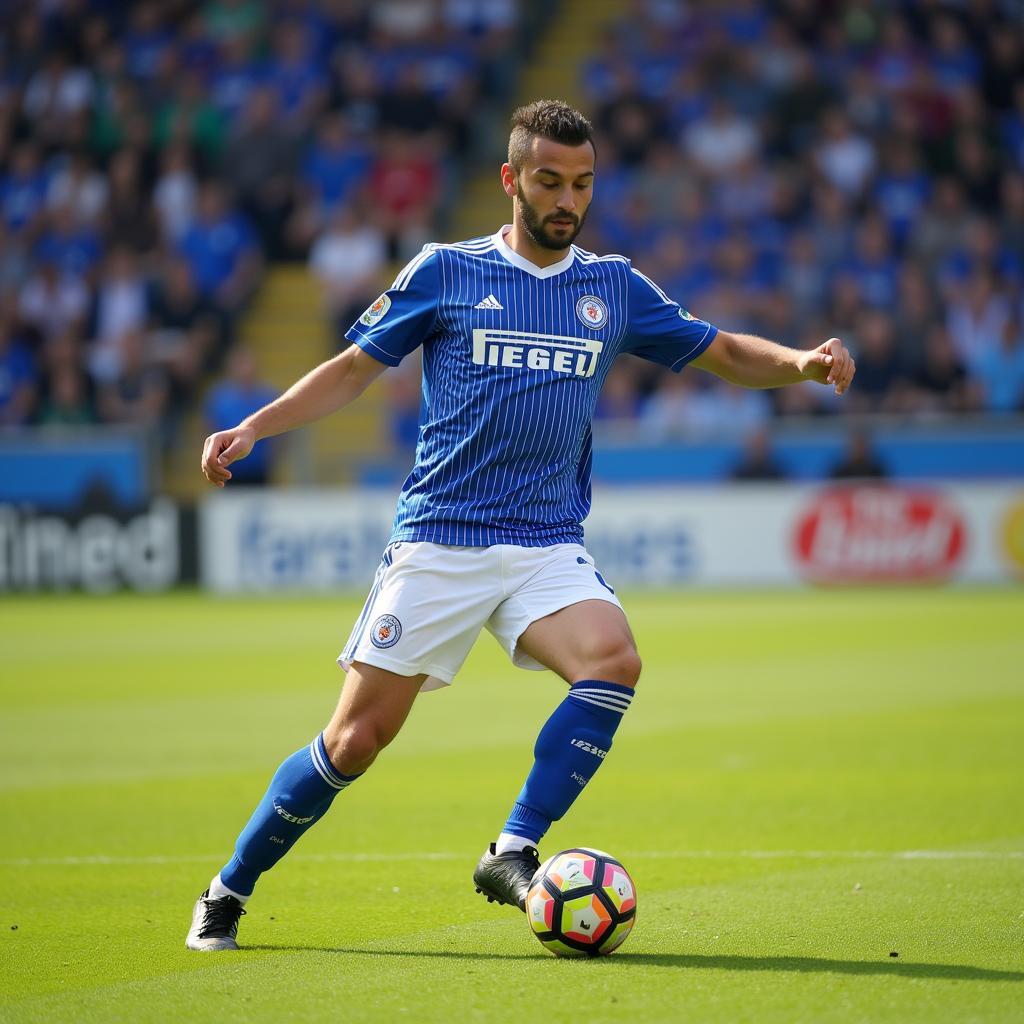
left=1, top=588, right=1022, bottom=1023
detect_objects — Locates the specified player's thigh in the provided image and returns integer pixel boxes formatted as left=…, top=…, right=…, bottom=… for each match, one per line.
left=324, top=661, right=427, bottom=756
left=516, top=599, right=641, bottom=687
left=340, top=542, right=503, bottom=689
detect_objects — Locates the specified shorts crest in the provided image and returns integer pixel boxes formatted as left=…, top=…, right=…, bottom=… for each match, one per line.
left=370, top=613, right=402, bottom=649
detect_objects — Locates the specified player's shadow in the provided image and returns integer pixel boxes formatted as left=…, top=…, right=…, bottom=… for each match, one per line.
left=612, top=953, right=1024, bottom=983
left=248, top=946, right=1023, bottom=982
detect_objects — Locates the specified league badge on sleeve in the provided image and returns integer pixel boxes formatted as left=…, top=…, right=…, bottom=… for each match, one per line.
left=360, top=294, right=392, bottom=327
left=576, top=295, right=609, bottom=330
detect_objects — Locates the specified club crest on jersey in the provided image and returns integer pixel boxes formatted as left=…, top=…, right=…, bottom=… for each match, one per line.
left=576, top=295, right=609, bottom=330
left=360, top=293, right=391, bottom=327
left=370, top=613, right=402, bottom=649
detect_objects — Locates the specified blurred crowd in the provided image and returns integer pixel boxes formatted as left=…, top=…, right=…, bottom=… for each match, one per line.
left=2, top=0, right=1023, bottom=468
left=581, top=0, right=1024, bottom=438
left=0, top=0, right=515, bottom=440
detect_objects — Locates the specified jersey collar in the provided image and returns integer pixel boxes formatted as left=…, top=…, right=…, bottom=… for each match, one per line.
left=492, top=225, right=576, bottom=279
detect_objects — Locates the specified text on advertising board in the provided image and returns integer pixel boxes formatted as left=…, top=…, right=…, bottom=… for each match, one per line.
left=793, top=487, right=966, bottom=583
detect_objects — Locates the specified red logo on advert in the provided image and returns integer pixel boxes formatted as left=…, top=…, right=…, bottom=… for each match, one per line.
left=794, top=487, right=966, bottom=582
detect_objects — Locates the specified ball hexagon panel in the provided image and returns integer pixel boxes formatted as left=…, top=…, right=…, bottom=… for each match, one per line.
left=601, top=863, right=636, bottom=914
left=548, top=854, right=595, bottom=893
left=600, top=916, right=636, bottom=954
left=526, top=883, right=556, bottom=935
left=545, top=851, right=598, bottom=894
left=560, top=892, right=613, bottom=945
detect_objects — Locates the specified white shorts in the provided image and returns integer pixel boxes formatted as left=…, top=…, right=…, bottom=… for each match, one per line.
left=338, top=542, right=623, bottom=691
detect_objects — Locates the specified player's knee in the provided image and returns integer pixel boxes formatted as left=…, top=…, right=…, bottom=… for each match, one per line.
left=323, top=719, right=388, bottom=775
left=610, top=645, right=642, bottom=688
left=583, top=639, right=641, bottom=688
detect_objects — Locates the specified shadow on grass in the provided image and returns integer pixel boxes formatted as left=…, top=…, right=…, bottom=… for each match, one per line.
left=246, top=946, right=1023, bottom=982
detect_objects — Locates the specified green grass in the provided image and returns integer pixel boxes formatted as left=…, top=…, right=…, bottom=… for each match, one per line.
left=1, top=589, right=1022, bottom=1023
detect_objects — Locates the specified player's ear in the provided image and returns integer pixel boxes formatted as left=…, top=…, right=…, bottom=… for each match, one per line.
left=501, top=163, right=518, bottom=198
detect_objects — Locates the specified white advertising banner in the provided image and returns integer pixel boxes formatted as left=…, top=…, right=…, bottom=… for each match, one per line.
left=200, top=489, right=395, bottom=591
left=199, top=483, right=1024, bottom=591
left=587, top=484, right=1023, bottom=586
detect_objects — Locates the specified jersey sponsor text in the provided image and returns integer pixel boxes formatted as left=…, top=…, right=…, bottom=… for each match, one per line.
left=472, top=328, right=604, bottom=378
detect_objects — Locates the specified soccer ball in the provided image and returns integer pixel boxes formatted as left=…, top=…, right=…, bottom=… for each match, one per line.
left=525, top=847, right=637, bottom=957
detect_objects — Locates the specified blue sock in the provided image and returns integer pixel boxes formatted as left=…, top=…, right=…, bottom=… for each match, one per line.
left=219, top=734, right=360, bottom=897
left=502, top=680, right=634, bottom=846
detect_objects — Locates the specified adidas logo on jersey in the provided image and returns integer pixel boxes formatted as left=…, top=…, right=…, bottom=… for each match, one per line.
left=474, top=294, right=503, bottom=310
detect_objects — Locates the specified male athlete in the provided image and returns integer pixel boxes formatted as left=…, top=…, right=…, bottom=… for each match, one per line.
left=188, top=100, right=855, bottom=950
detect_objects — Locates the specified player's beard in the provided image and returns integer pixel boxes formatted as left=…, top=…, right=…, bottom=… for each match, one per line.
left=516, top=187, right=588, bottom=251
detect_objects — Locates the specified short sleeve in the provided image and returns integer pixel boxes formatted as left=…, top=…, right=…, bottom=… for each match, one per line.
left=344, top=247, right=439, bottom=366
left=622, top=266, right=718, bottom=372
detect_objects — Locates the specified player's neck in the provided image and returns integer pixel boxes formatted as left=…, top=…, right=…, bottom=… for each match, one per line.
left=505, top=222, right=572, bottom=269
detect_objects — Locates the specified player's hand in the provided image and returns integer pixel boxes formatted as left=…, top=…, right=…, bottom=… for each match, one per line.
left=201, top=425, right=256, bottom=487
left=798, top=337, right=855, bottom=396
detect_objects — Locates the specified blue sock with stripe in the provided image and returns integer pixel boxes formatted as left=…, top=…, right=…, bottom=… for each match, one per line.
left=217, top=734, right=360, bottom=898
left=501, top=680, right=634, bottom=846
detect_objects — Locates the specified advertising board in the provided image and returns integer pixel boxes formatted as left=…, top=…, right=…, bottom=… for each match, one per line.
left=0, top=498, right=192, bottom=592
left=199, top=484, right=1024, bottom=592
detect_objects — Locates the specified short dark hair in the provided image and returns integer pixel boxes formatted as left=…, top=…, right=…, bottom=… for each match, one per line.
left=508, top=100, right=595, bottom=170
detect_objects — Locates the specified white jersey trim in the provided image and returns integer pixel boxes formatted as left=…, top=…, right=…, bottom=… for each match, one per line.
left=347, top=325, right=401, bottom=366
left=393, top=246, right=437, bottom=291
left=670, top=322, right=716, bottom=371
left=573, top=246, right=630, bottom=266
left=491, top=224, right=576, bottom=279
left=392, top=240, right=497, bottom=291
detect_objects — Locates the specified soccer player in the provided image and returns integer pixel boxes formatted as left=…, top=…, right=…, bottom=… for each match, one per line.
left=187, top=100, right=855, bottom=950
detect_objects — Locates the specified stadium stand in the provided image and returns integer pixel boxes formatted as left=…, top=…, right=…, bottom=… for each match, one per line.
left=573, top=1, right=1024, bottom=431
left=0, top=0, right=527, bottom=493
left=0, top=0, right=1022, bottom=497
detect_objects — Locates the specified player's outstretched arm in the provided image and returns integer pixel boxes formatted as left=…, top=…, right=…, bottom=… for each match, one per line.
left=692, top=332, right=855, bottom=395
left=201, top=345, right=388, bottom=487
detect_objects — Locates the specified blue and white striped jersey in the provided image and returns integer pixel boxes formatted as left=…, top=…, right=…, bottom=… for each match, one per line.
left=345, top=225, right=718, bottom=547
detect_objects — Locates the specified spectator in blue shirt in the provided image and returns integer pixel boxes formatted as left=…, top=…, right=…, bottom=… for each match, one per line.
left=0, top=142, right=48, bottom=237
left=840, top=216, right=900, bottom=310
left=975, top=317, right=1024, bottom=413
left=305, top=114, right=373, bottom=213
left=289, top=114, right=372, bottom=252
left=264, top=20, right=327, bottom=128
left=177, top=11, right=221, bottom=79
left=929, top=15, right=981, bottom=94
left=211, top=34, right=264, bottom=125
left=123, top=2, right=174, bottom=81
left=178, top=181, right=262, bottom=325
left=34, top=203, right=102, bottom=280
left=0, top=308, right=37, bottom=426
left=873, top=141, right=931, bottom=251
